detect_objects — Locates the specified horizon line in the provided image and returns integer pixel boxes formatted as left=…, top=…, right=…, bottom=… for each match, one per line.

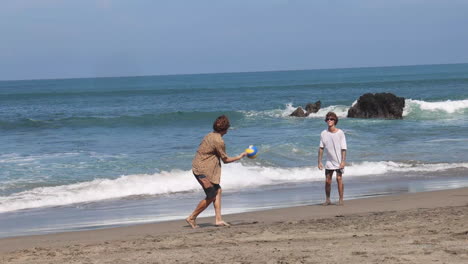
left=1, top=62, right=467, bottom=82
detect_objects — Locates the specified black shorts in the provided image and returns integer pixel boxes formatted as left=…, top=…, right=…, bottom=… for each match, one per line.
left=194, top=174, right=220, bottom=199
left=325, top=169, right=344, bottom=175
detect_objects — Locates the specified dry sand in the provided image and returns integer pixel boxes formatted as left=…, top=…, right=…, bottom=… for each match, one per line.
left=1, top=187, right=467, bottom=264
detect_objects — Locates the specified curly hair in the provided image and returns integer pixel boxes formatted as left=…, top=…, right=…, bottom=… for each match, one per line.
left=325, top=112, right=339, bottom=125
left=213, top=115, right=230, bottom=133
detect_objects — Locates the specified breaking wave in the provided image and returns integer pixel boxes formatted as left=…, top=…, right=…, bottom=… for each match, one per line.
left=1, top=161, right=467, bottom=213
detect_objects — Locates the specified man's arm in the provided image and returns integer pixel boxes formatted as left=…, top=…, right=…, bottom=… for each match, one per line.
left=340, top=149, right=346, bottom=169
left=222, top=152, right=247, bottom=164
left=318, top=147, right=324, bottom=170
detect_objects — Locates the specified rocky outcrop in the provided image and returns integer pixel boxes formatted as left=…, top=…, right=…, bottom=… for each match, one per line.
left=290, top=107, right=307, bottom=117
left=305, top=101, right=321, bottom=114
left=347, top=93, right=405, bottom=119
left=290, top=101, right=321, bottom=117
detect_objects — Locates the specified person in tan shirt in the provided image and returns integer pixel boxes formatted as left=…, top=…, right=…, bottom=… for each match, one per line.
left=186, top=115, right=247, bottom=228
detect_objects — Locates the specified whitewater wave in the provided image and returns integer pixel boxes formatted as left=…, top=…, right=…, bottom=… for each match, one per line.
left=1, top=161, right=467, bottom=213
left=403, top=99, right=468, bottom=116
left=242, top=103, right=350, bottom=119
left=274, top=98, right=468, bottom=119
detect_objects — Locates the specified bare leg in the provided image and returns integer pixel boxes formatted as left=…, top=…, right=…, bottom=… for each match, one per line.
left=336, top=173, right=344, bottom=205
left=186, top=197, right=215, bottom=228
left=213, top=188, right=230, bottom=226
left=323, top=172, right=333, bottom=205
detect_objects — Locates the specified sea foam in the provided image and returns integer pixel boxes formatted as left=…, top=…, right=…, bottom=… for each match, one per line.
left=277, top=98, right=468, bottom=119
left=404, top=99, right=468, bottom=115
left=1, top=161, right=467, bottom=213
left=250, top=103, right=350, bottom=118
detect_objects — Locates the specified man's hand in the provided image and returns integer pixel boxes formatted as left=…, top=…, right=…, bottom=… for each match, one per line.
left=340, top=150, right=346, bottom=169
left=339, top=161, right=346, bottom=169
left=318, top=162, right=323, bottom=170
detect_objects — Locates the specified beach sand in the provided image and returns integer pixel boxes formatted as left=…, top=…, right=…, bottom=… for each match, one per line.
left=1, top=187, right=467, bottom=263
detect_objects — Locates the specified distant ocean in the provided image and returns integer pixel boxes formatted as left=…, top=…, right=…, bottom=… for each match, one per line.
left=1, top=64, right=467, bottom=238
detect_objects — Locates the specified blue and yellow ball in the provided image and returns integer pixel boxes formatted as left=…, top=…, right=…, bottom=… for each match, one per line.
left=245, top=145, right=258, bottom=159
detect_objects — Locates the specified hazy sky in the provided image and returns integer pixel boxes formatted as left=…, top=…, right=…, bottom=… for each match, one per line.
left=1, top=0, right=468, bottom=80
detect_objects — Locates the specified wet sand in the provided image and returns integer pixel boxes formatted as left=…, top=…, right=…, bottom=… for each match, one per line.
left=1, top=187, right=468, bottom=263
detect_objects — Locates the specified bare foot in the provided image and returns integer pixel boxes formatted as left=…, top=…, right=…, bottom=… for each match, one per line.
left=186, top=217, right=199, bottom=229
left=338, top=200, right=344, bottom=206
left=215, top=221, right=231, bottom=227
left=323, top=200, right=332, bottom=206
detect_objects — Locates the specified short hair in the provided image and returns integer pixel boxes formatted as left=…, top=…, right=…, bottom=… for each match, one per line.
left=213, top=115, right=230, bottom=133
left=325, top=112, right=338, bottom=125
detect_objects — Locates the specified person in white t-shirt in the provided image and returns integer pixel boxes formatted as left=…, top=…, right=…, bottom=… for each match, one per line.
left=318, top=112, right=347, bottom=205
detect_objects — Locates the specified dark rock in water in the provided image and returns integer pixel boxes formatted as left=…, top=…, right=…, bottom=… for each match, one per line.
left=305, top=101, right=321, bottom=114
left=290, top=101, right=322, bottom=117
left=347, top=93, right=405, bottom=119
left=290, top=106, right=307, bottom=117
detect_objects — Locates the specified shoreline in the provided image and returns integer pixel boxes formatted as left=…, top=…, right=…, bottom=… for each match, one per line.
left=4, top=173, right=467, bottom=240
left=1, top=187, right=468, bottom=263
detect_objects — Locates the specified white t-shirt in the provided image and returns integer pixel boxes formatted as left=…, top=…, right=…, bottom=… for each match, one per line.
left=319, top=129, right=347, bottom=169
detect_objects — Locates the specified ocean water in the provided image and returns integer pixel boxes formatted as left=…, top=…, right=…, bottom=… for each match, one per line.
left=1, top=64, right=468, bottom=238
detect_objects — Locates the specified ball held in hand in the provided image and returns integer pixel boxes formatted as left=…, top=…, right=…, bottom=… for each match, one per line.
left=245, top=145, right=258, bottom=159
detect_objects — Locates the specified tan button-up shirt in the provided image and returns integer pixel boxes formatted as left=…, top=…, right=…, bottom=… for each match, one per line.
left=192, top=132, right=228, bottom=184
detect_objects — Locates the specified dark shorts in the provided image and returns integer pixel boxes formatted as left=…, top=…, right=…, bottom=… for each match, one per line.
left=325, top=169, right=344, bottom=175
left=194, top=174, right=220, bottom=200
